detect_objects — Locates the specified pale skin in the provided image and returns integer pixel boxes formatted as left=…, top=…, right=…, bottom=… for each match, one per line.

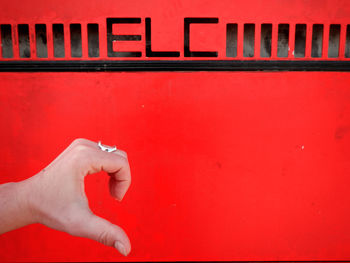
left=0, top=138, right=132, bottom=256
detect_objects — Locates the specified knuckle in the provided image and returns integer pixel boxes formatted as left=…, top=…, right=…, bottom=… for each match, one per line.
left=69, top=144, right=92, bottom=166
left=126, top=178, right=132, bottom=188
left=98, top=230, right=110, bottom=246
left=71, top=138, right=90, bottom=149
left=119, top=150, right=128, bottom=159
left=72, top=144, right=90, bottom=156
left=119, top=155, right=129, bottom=167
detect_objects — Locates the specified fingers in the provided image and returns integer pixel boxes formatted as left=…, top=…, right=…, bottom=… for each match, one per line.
left=74, top=213, right=131, bottom=256
left=88, top=148, right=131, bottom=200
left=69, top=139, right=132, bottom=200
left=109, top=176, right=131, bottom=201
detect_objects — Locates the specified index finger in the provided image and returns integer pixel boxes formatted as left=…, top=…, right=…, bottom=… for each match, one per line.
left=83, top=143, right=131, bottom=200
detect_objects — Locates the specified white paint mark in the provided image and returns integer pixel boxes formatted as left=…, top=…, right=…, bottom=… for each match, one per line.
left=141, top=105, right=145, bottom=108
left=301, top=145, right=305, bottom=150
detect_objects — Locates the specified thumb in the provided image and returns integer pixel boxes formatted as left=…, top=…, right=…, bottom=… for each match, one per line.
left=76, top=214, right=131, bottom=256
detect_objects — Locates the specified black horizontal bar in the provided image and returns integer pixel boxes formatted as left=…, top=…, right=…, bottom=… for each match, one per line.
left=49, top=261, right=350, bottom=262
left=0, top=60, right=350, bottom=72
left=114, top=35, right=142, bottom=41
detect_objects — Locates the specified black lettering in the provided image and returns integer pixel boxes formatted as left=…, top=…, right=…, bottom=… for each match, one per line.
left=184, top=18, right=218, bottom=57
left=107, top=18, right=142, bottom=57
left=145, top=18, right=180, bottom=57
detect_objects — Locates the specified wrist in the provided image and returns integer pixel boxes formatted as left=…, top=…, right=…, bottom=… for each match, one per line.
left=0, top=180, right=37, bottom=234
left=15, top=178, right=39, bottom=226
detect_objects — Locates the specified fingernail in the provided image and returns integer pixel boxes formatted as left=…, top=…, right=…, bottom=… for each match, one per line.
left=114, top=241, right=127, bottom=256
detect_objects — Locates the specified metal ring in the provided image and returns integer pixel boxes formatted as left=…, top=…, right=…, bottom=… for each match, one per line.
left=98, top=141, right=117, bottom=153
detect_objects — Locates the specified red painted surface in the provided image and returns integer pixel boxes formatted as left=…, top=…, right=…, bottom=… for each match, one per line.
left=1, top=0, right=350, bottom=261
left=0, top=72, right=350, bottom=261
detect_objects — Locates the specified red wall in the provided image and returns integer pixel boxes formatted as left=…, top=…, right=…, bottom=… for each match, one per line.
left=1, top=72, right=350, bottom=261
left=1, top=0, right=350, bottom=261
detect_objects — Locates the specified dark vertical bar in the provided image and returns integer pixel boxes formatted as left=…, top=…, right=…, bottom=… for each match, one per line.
left=260, top=24, right=272, bottom=57
left=277, top=24, right=289, bottom=57
left=88, top=23, right=99, bottom=57
left=1, top=25, right=13, bottom=58
left=53, top=24, right=65, bottom=58
left=243, top=24, right=255, bottom=57
left=226, top=23, right=237, bottom=57
left=311, top=24, right=323, bottom=58
left=70, top=24, right=82, bottom=57
left=328, top=24, right=340, bottom=58
left=345, top=25, right=350, bottom=58
left=35, top=24, right=48, bottom=58
left=18, top=24, right=30, bottom=58
left=294, top=24, right=306, bottom=57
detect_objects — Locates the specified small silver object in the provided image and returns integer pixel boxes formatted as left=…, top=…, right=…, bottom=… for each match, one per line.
left=98, top=141, right=117, bottom=153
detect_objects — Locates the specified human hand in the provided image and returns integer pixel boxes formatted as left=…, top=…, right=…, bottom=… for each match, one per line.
left=17, top=138, right=131, bottom=256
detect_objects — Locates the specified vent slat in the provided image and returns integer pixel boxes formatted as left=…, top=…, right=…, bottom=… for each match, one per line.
left=0, top=22, right=349, bottom=61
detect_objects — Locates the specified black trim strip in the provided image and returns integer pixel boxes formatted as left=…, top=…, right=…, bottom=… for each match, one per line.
left=67, top=260, right=350, bottom=263
left=46, top=261, right=350, bottom=262
left=0, top=60, right=350, bottom=72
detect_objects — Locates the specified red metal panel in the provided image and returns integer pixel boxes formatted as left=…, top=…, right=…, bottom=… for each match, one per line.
left=0, top=72, right=350, bottom=261
left=0, top=0, right=350, bottom=261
